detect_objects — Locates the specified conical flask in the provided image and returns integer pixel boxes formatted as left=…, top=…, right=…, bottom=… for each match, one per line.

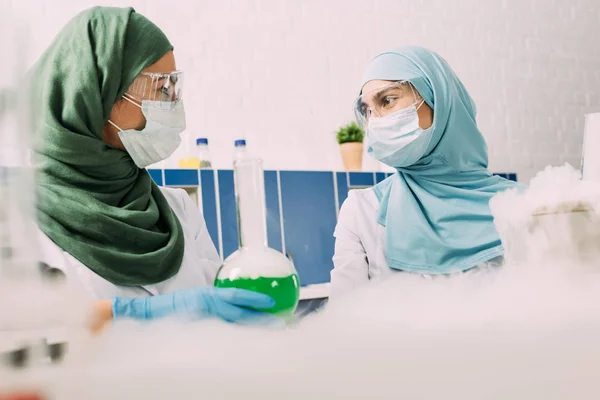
left=214, top=158, right=300, bottom=317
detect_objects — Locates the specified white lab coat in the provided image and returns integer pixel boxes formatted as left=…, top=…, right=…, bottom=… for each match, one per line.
left=331, top=188, right=392, bottom=298
left=330, top=188, right=502, bottom=298
left=37, top=187, right=221, bottom=299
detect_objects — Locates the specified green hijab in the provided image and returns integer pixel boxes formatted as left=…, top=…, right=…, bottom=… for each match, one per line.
left=30, top=7, right=185, bottom=286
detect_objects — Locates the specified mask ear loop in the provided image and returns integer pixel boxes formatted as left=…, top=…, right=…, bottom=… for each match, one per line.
left=107, top=94, right=143, bottom=131
left=107, top=120, right=123, bottom=132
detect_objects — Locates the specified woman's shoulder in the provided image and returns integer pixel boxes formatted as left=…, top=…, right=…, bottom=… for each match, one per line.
left=158, top=186, right=187, bottom=201
left=158, top=187, right=192, bottom=217
left=337, top=186, right=380, bottom=235
left=158, top=187, right=209, bottom=238
left=344, top=174, right=395, bottom=207
left=342, top=187, right=378, bottom=210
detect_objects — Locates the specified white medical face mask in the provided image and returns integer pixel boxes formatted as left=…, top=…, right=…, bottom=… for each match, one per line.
left=366, top=101, right=433, bottom=168
left=109, top=97, right=186, bottom=169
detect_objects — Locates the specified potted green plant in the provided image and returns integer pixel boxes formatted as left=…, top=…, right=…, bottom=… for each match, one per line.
left=336, top=122, right=365, bottom=171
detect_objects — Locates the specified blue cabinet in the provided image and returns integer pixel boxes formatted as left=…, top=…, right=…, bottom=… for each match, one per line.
left=264, top=171, right=283, bottom=253
left=199, top=170, right=220, bottom=252
left=279, top=171, right=338, bottom=286
left=148, top=169, right=518, bottom=286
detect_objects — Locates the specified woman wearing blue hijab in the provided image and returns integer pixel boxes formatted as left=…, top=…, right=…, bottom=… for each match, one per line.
left=330, top=46, right=522, bottom=296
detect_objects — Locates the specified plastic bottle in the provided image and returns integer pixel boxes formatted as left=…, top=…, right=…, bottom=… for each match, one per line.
left=196, top=138, right=212, bottom=168
left=179, top=138, right=212, bottom=169
left=233, top=139, right=247, bottom=165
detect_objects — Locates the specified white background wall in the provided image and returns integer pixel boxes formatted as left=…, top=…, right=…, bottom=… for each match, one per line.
left=5, top=0, right=600, bottom=182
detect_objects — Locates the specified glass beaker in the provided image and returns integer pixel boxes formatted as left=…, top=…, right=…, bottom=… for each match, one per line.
left=214, top=158, right=300, bottom=317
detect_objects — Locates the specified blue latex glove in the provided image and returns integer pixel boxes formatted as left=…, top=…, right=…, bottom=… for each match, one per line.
left=112, top=287, right=278, bottom=325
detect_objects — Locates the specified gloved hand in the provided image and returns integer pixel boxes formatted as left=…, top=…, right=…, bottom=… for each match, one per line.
left=112, top=287, right=278, bottom=325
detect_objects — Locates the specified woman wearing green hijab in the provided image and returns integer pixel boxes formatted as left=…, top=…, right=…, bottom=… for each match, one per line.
left=331, top=46, right=523, bottom=297
left=30, top=7, right=275, bottom=330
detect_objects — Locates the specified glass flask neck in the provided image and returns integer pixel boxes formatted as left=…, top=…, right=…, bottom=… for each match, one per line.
left=234, top=158, right=267, bottom=248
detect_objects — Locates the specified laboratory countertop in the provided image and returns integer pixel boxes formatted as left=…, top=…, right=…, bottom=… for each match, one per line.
left=299, top=283, right=329, bottom=300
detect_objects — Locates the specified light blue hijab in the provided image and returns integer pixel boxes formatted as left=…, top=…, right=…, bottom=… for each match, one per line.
left=363, top=46, right=523, bottom=274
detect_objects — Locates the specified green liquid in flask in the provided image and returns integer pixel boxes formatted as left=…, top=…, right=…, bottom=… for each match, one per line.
left=214, top=274, right=300, bottom=317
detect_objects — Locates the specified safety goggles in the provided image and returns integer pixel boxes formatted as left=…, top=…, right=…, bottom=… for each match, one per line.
left=354, top=80, right=421, bottom=130
left=125, top=70, right=184, bottom=109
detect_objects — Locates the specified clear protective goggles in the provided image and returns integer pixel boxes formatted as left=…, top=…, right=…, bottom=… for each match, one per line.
left=354, top=80, right=422, bottom=130
left=124, top=70, right=184, bottom=109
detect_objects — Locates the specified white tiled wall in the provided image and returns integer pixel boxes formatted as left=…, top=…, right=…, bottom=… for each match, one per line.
left=7, top=0, right=600, bottom=182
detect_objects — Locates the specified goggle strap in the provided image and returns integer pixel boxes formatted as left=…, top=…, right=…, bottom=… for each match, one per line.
left=122, top=94, right=142, bottom=109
